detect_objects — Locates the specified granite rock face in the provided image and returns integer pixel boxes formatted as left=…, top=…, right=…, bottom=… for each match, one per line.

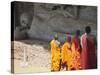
left=13, top=2, right=97, bottom=41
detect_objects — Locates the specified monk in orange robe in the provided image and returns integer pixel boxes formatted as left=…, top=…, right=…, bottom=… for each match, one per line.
left=61, top=36, right=74, bottom=70
left=81, top=26, right=97, bottom=69
left=71, top=30, right=82, bottom=70
left=50, top=35, right=61, bottom=71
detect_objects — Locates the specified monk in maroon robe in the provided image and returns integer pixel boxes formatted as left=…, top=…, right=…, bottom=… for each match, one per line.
left=81, top=26, right=97, bottom=69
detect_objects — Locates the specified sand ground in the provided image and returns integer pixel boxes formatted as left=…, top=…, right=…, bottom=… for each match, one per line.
left=11, top=40, right=51, bottom=73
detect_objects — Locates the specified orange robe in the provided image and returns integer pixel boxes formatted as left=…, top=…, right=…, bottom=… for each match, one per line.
left=61, top=42, right=74, bottom=70
left=50, top=39, right=61, bottom=71
left=71, top=35, right=82, bottom=70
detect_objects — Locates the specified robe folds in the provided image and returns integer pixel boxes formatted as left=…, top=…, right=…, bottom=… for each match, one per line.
left=50, top=39, right=61, bottom=71
left=61, top=42, right=74, bottom=70
left=71, top=35, right=82, bottom=70
left=81, top=33, right=97, bottom=69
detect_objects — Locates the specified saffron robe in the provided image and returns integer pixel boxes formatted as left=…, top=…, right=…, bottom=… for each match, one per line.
left=71, top=35, right=82, bottom=70
left=61, top=42, right=74, bottom=70
left=50, top=39, right=61, bottom=71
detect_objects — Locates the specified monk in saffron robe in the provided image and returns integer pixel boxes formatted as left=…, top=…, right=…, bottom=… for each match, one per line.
left=50, top=35, right=61, bottom=71
left=81, top=26, right=97, bottom=69
left=71, top=30, right=82, bottom=70
left=61, top=36, right=74, bottom=70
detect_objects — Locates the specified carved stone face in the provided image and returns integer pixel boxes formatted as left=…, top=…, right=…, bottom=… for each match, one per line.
left=20, top=13, right=32, bottom=27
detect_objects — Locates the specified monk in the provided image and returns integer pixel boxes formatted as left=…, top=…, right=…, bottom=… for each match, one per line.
left=50, top=35, right=61, bottom=71
left=71, top=30, right=82, bottom=70
left=81, top=26, right=97, bottom=69
left=61, top=36, right=74, bottom=70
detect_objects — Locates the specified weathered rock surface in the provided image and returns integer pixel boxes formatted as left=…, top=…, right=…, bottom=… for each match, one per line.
left=13, top=2, right=97, bottom=41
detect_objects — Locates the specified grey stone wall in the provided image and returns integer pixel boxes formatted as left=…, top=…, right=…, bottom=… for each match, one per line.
left=79, top=6, right=97, bottom=22
left=13, top=2, right=97, bottom=42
